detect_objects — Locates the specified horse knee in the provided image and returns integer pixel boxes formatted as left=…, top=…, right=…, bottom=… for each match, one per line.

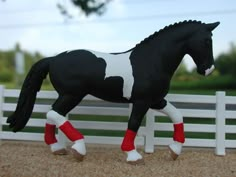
left=174, top=110, right=183, bottom=123
left=160, top=102, right=183, bottom=124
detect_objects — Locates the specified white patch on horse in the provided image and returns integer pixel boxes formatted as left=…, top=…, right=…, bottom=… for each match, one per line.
left=89, top=50, right=134, bottom=99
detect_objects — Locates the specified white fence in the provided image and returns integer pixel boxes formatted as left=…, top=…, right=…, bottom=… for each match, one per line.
left=0, top=85, right=236, bottom=155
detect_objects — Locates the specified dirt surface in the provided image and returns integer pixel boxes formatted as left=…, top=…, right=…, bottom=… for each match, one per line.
left=0, top=141, right=236, bottom=177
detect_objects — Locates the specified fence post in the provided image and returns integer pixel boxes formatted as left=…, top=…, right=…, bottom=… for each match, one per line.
left=145, top=110, right=155, bottom=153
left=0, top=85, right=4, bottom=144
left=215, top=91, right=226, bottom=156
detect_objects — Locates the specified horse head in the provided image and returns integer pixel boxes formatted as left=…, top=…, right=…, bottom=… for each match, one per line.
left=186, top=22, right=220, bottom=76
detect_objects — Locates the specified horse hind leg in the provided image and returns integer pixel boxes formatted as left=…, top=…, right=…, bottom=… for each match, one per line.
left=46, top=94, right=86, bottom=161
left=44, top=118, right=67, bottom=155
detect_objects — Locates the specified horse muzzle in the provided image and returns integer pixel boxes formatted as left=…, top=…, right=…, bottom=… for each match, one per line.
left=205, top=65, right=215, bottom=76
left=197, top=64, right=215, bottom=76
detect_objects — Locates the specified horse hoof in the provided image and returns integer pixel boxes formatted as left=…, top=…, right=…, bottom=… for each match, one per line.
left=71, top=148, right=85, bottom=162
left=127, top=159, right=145, bottom=165
left=53, top=148, right=67, bottom=155
left=168, top=146, right=179, bottom=160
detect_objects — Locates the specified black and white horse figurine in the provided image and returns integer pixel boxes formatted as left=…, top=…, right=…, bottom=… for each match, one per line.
left=7, top=20, right=219, bottom=164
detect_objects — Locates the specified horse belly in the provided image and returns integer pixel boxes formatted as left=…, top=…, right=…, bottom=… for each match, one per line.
left=90, top=76, right=130, bottom=103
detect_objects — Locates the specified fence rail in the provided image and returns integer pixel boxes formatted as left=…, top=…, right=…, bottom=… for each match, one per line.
left=0, top=85, right=236, bottom=155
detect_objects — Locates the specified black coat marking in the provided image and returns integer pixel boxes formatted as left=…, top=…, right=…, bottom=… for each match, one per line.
left=7, top=20, right=220, bottom=132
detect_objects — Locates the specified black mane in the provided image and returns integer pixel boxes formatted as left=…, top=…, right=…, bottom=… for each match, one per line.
left=137, top=20, right=202, bottom=47
left=112, top=20, right=203, bottom=55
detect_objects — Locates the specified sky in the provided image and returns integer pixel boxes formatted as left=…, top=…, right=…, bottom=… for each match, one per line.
left=0, top=0, right=236, bottom=70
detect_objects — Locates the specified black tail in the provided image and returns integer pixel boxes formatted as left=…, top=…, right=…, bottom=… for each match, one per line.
left=7, top=58, right=52, bottom=132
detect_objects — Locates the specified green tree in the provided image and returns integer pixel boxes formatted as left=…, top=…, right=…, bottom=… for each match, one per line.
left=0, top=44, right=48, bottom=86
left=172, top=62, right=190, bottom=81
left=215, top=43, right=236, bottom=76
left=57, top=0, right=111, bottom=17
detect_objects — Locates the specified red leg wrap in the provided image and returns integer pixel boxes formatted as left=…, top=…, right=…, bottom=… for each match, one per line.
left=121, top=129, right=137, bottom=151
left=173, top=123, right=185, bottom=143
left=59, top=121, right=84, bottom=141
left=44, top=123, right=57, bottom=145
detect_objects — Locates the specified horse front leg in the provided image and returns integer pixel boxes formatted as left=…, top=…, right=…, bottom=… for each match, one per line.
left=121, top=102, right=149, bottom=164
left=153, top=100, right=185, bottom=160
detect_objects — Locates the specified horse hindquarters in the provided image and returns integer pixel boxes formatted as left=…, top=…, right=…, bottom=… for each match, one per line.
left=48, top=50, right=106, bottom=95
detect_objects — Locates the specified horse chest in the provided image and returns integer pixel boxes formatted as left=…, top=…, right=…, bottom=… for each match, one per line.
left=131, top=77, right=170, bottom=103
left=89, top=50, right=134, bottom=99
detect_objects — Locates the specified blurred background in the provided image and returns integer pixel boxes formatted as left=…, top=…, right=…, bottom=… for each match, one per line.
left=0, top=0, right=236, bottom=95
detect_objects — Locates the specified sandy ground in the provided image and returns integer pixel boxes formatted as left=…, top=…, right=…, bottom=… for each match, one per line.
left=0, top=141, right=236, bottom=177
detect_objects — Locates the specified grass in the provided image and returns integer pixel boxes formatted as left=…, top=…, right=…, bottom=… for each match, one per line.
left=170, top=89, right=236, bottom=96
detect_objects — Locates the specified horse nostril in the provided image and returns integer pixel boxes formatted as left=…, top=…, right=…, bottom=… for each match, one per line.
left=205, top=65, right=215, bottom=76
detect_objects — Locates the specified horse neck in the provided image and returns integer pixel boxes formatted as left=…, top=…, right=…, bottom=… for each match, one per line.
left=154, top=37, right=186, bottom=78
left=153, top=27, right=196, bottom=78
left=131, top=25, right=197, bottom=79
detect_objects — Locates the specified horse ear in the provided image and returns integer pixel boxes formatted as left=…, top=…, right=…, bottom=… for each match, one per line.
left=206, top=22, right=220, bottom=31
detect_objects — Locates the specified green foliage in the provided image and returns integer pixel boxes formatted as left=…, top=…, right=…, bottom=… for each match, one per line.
left=215, top=43, right=236, bottom=76
left=172, top=61, right=235, bottom=91
left=1, top=42, right=236, bottom=93
left=71, top=0, right=111, bottom=16
left=0, top=44, right=45, bottom=87
left=172, top=43, right=236, bottom=92
left=0, top=50, right=15, bottom=82
left=0, top=50, right=15, bottom=69
left=173, top=61, right=189, bottom=80
left=57, top=0, right=111, bottom=17
left=0, top=68, right=14, bottom=82
left=171, top=75, right=236, bottom=91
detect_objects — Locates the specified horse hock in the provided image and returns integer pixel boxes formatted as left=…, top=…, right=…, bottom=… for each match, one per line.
left=46, top=110, right=86, bottom=160
left=44, top=123, right=67, bottom=155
